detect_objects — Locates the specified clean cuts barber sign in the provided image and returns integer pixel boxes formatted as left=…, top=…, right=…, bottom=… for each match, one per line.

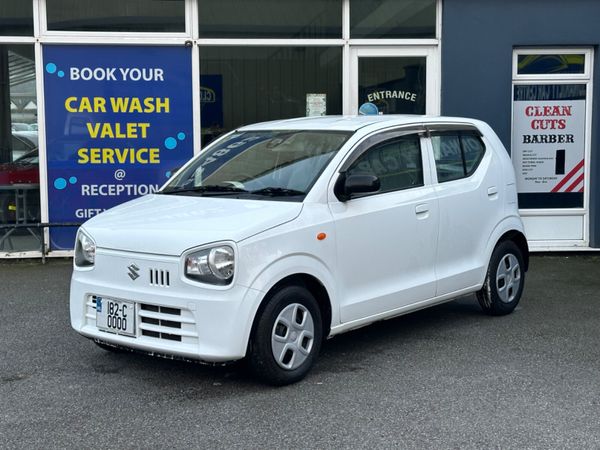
left=512, top=84, right=586, bottom=194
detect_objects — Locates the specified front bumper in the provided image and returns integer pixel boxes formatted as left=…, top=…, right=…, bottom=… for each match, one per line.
left=70, top=248, right=263, bottom=362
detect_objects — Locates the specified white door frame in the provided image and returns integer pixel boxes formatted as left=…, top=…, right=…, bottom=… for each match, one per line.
left=347, top=46, right=440, bottom=116
left=511, top=47, right=594, bottom=250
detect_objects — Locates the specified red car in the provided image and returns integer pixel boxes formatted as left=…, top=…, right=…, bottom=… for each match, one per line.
left=0, top=149, right=40, bottom=224
left=0, top=149, right=39, bottom=184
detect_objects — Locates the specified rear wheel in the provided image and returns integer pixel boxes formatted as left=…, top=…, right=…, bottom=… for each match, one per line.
left=477, top=240, right=525, bottom=316
left=248, top=285, right=322, bottom=386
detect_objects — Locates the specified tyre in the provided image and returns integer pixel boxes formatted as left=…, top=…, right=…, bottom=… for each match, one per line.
left=477, top=240, right=525, bottom=316
left=248, top=285, right=322, bottom=386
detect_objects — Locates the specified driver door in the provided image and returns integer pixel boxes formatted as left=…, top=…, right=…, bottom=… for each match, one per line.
left=329, top=130, right=439, bottom=323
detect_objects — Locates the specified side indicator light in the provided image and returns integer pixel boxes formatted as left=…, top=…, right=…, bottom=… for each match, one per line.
left=317, top=232, right=327, bottom=241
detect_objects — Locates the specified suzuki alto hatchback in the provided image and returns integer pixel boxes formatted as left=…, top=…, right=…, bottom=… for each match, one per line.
left=70, top=115, right=528, bottom=385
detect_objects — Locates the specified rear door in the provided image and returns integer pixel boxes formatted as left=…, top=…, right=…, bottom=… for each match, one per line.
left=329, top=129, right=439, bottom=323
left=427, top=125, right=503, bottom=295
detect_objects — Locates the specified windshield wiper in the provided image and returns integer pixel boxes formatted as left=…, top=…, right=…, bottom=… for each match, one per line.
left=161, top=185, right=248, bottom=195
left=250, top=187, right=306, bottom=197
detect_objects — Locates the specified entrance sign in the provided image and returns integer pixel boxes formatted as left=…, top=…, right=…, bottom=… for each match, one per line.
left=512, top=84, right=586, bottom=194
left=43, top=45, right=193, bottom=250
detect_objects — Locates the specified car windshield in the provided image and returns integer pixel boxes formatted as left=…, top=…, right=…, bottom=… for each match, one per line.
left=14, top=149, right=39, bottom=165
left=162, top=130, right=352, bottom=200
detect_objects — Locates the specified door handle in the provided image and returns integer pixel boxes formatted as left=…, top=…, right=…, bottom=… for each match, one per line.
left=415, top=203, right=429, bottom=215
left=487, top=186, right=498, bottom=197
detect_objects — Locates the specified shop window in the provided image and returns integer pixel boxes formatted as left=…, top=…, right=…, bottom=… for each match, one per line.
left=198, top=0, right=342, bottom=38
left=350, top=0, right=436, bottom=39
left=517, top=54, right=585, bottom=75
left=0, top=44, right=41, bottom=252
left=358, top=56, right=426, bottom=114
left=512, top=83, right=587, bottom=209
left=512, top=49, right=592, bottom=210
left=46, top=0, right=185, bottom=33
left=0, top=0, right=33, bottom=36
left=199, top=46, right=342, bottom=147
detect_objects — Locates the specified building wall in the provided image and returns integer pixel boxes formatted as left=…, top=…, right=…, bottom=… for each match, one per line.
left=441, top=0, right=600, bottom=246
left=1, top=0, right=441, bottom=256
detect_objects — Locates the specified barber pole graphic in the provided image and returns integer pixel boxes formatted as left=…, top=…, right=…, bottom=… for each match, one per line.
left=551, top=159, right=584, bottom=193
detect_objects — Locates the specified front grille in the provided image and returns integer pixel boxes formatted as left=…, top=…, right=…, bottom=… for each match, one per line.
left=87, top=296, right=198, bottom=345
left=149, top=268, right=170, bottom=287
left=140, top=303, right=185, bottom=342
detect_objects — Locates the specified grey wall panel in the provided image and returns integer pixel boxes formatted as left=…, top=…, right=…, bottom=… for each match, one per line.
left=441, top=0, right=600, bottom=246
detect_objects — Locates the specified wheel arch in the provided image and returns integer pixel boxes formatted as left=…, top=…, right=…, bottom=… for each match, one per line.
left=497, top=229, right=529, bottom=272
left=246, top=272, right=333, bottom=356
left=484, top=216, right=529, bottom=274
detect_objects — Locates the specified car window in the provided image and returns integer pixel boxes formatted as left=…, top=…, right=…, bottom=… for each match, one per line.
left=346, top=134, right=423, bottom=195
left=462, top=134, right=486, bottom=174
left=164, top=130, right=352, bottom=200
left=431, top=131, right=485, bottom=182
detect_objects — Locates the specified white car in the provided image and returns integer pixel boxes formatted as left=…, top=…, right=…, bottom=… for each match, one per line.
left=70, top=115, right=528, bottom=385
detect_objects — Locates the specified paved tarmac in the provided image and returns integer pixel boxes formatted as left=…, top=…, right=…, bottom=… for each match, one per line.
left=1, top=255, right=599, bottom=449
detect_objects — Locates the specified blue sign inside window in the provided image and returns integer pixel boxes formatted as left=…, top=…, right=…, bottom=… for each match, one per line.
left=43, top=45, right=194, bottom=250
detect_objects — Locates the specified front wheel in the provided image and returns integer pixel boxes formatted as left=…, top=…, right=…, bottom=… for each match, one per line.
left=248, top=285, right=322, bottom=386
left=477, top=240, right=525, bottom=316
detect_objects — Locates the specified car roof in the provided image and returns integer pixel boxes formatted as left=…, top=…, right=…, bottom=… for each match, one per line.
left=237, top=115, right=483, bottom=132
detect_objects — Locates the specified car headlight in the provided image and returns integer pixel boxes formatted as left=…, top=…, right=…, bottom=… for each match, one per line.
left=185, top=245, right=235, bottom=285
left=75, top=231, right=96, bottom=267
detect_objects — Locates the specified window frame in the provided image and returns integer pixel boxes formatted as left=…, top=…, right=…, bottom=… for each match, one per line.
left=0, top=40, right=42, bottom=257
left=39, top=0, right=193, bottom=38
left=513, top=48, right=592, bottom=81
left=510, top=47, right=594, bottom=249
left=197, top=0, right=344, bottom=40
left=349, top=0, right=437, bottom=40
left=194, top=45, right=344, bottom=146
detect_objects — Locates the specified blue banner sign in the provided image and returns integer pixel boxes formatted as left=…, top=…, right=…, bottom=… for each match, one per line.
left=43, top=45, right=193, bottom=250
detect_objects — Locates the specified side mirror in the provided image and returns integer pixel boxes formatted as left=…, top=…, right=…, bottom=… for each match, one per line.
left=334, top=173, right=381, bottom=202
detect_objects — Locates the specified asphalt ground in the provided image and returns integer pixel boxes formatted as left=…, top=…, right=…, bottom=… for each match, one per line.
left=1, top=255, right=599, bottom=449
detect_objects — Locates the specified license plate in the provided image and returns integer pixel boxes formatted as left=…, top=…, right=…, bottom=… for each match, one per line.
left=96, top=296, right=136, bottom=337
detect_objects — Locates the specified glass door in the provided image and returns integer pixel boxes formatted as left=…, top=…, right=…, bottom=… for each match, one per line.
left=511, top=48, right=593, bottom=247
left=349, top=47, right=439, bottom=115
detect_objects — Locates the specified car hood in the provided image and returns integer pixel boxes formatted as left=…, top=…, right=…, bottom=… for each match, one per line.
left=82, top=194, right=303, bottom=255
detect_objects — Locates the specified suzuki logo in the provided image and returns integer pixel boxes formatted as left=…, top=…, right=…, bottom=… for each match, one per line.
left=127, top=263, right=141, bottom=281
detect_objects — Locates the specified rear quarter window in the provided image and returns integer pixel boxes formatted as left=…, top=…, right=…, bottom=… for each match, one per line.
left=431, top=131, right=486, bottom=183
